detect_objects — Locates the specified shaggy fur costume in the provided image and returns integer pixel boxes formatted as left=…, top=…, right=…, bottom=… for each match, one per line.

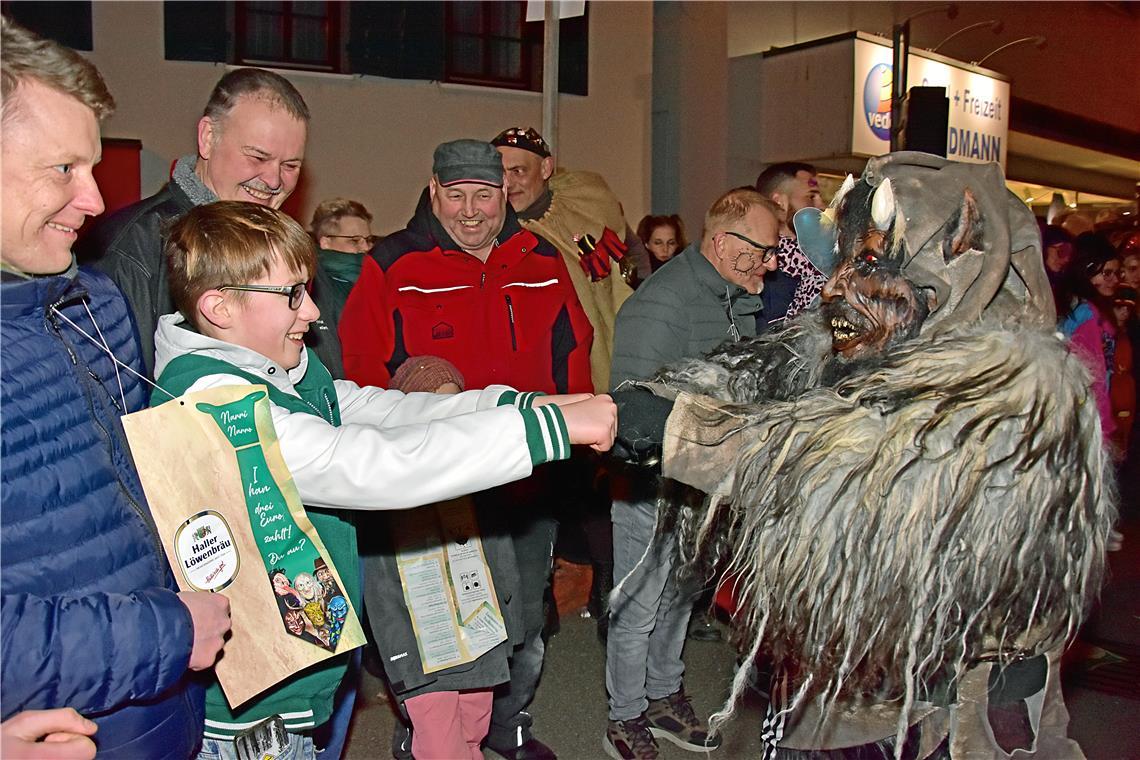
left=617, top=153, right=1116, bottom=757
left=651, top=314, right=1116, bottom=752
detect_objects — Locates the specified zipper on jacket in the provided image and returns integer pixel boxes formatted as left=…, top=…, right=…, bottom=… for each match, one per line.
left=48, top=296, right=125, bottom=412
left=49, top=298, right=168, bottom=575
left=46, top=295, right=81, bottom=366
left=504, top=295, right=518, bottom=351
left=80, top=353, right=166, bottom=573
left=724, top=286, right=742, bottom=342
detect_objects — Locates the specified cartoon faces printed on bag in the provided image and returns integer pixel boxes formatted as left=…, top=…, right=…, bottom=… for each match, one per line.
left=315, top=564, right=338, bottom=599
left=269, top=558, right=348, bottom=650
left=271, top=568, right=303, bottom=609
left=284, top=609, right=307, bottom=637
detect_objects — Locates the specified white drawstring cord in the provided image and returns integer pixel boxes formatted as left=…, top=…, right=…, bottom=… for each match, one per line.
left=80, top=299, right=127, bottom=412
left=49, top=306, right=179, bottom=404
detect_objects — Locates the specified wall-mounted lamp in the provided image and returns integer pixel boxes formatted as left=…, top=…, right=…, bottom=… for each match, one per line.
left=974, top=36, right=1047, bottom=67
left=890, top=4, right=959, bottom=150
left=931, top=20, right=1003, bottom=54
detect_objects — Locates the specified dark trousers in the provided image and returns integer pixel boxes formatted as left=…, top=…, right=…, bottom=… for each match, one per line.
left=486, top=507, right=557, bottom=749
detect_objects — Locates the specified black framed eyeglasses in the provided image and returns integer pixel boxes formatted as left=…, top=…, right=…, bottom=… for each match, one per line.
left=324, top=234, right=377, bottom=247
left=723, top=231, right=778, bottom=264
left=219, top=282, right=308, bottom=310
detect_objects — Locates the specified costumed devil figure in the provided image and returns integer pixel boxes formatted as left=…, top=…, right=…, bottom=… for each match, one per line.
left=610, top=153, right=1117, bottom=759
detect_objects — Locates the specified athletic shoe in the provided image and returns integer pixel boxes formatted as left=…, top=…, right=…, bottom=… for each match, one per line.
left=646, top=688, right=721, bottom=751
left=603, top=715, right=659, bottom=760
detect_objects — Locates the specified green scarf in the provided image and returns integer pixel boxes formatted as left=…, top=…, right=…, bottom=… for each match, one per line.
left=319, top=248, right=364, bottom=288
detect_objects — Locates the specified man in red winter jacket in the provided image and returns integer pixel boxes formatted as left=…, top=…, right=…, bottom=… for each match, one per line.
left=340, top=139, right=593, bottom=395
left=339, top=139, right=593, bottom=760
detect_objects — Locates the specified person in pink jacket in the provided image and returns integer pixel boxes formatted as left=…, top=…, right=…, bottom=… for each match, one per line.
left=1059, top=232, right=1121, bottom=451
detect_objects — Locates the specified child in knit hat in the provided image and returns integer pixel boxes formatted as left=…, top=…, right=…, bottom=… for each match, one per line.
left=390, top=355, right=465, bottom=395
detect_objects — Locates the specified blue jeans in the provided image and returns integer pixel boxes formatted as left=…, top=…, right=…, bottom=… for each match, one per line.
left=314, top=648, right=360, bottom=759
left=198, top=733, right=315, bottom=760
left=314, top=558, right=365, bottom=758
left=605, top=499, right=699, bottom=721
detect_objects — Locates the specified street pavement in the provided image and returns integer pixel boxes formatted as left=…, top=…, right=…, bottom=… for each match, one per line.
left=345, top=510, right=1140, bottom=759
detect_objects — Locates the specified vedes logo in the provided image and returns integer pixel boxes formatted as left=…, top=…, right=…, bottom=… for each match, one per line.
left=863, top=63, right=892, bottom=141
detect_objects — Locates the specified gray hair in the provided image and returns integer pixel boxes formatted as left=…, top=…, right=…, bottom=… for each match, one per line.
left=202, top=67, right=309, bottom=123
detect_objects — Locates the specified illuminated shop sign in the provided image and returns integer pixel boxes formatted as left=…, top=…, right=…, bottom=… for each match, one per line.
left=852, top=37, right=1009, bottom=167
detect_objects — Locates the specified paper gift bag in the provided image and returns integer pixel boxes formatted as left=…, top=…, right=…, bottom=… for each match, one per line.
left=121, top=385, right=366, bottom=707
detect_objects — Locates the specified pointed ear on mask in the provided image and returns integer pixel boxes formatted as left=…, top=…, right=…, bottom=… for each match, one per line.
left=793, top=207, right=839, bottom=276
left=197, top=290, right=234, bottom=332
left=942, top=189, right=984, bottom=263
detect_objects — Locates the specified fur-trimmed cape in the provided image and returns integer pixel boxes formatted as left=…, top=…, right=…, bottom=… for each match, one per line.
left=653, top=316, right=1116, bottom=742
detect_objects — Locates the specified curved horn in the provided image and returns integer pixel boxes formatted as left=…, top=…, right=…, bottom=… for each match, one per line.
left=871, top=178, right=896, bottom=231
left=831, top=174, right=856, bottom=210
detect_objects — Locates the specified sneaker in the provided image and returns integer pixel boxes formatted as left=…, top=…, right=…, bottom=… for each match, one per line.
left=687, top=610, right=723, bottom=642
left=604, top=716, right=659, bottom=760
left=646, top=688, right=722, bottom=752
left=485, top=737, right=557, bottom=760
left=391, top=721, right=412, bottom=760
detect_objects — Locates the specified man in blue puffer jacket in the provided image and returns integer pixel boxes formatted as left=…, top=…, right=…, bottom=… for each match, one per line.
left=0, top=19, right=231, bottom=758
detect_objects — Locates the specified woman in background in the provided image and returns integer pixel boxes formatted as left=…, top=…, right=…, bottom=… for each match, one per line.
left=636, top=215, right=687, bottom=275
left=1058, top=232, right=1120, bottom=450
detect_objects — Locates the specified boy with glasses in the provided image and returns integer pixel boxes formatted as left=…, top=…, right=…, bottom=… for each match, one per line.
left=153, top=201, right=617, bottom=759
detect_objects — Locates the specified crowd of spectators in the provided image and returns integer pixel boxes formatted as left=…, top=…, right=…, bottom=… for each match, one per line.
left=2, top=17, right=1137, bottom=760
left=1051, top=222, right=1140, bottom=518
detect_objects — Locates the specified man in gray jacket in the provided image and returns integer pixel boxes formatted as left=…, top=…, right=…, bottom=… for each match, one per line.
left=603, top=187, right=779, bottom=760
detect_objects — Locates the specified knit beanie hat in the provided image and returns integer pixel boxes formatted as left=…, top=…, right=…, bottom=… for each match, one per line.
left=390, top=356, right=466, bottom=393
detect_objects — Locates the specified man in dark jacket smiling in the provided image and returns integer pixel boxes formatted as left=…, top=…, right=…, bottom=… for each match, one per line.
left=0, top=19, right=230, bottom=758
left=79, top=67, right=349, bottom=379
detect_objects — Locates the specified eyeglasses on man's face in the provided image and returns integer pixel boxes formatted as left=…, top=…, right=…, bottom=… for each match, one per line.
left=324, top=234, right=377, bottom=247
left=722, top=230, right=778, bottom=265
left=219, top=282, right=309, bottom=310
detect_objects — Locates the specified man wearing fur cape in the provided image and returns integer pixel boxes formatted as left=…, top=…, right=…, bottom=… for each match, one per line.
left=611, top=152, right=1117, bottom=759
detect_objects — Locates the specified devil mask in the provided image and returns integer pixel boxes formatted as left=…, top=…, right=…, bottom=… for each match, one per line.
left=797, top=152, right=1054, bottom=361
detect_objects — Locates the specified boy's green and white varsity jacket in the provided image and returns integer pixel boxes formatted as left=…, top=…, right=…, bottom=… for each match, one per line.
left=151, top=313, right=571, bottom=738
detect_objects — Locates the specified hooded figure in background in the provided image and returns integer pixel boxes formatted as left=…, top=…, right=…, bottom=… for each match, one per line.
left=611, top=152, right=1116, bottom=759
